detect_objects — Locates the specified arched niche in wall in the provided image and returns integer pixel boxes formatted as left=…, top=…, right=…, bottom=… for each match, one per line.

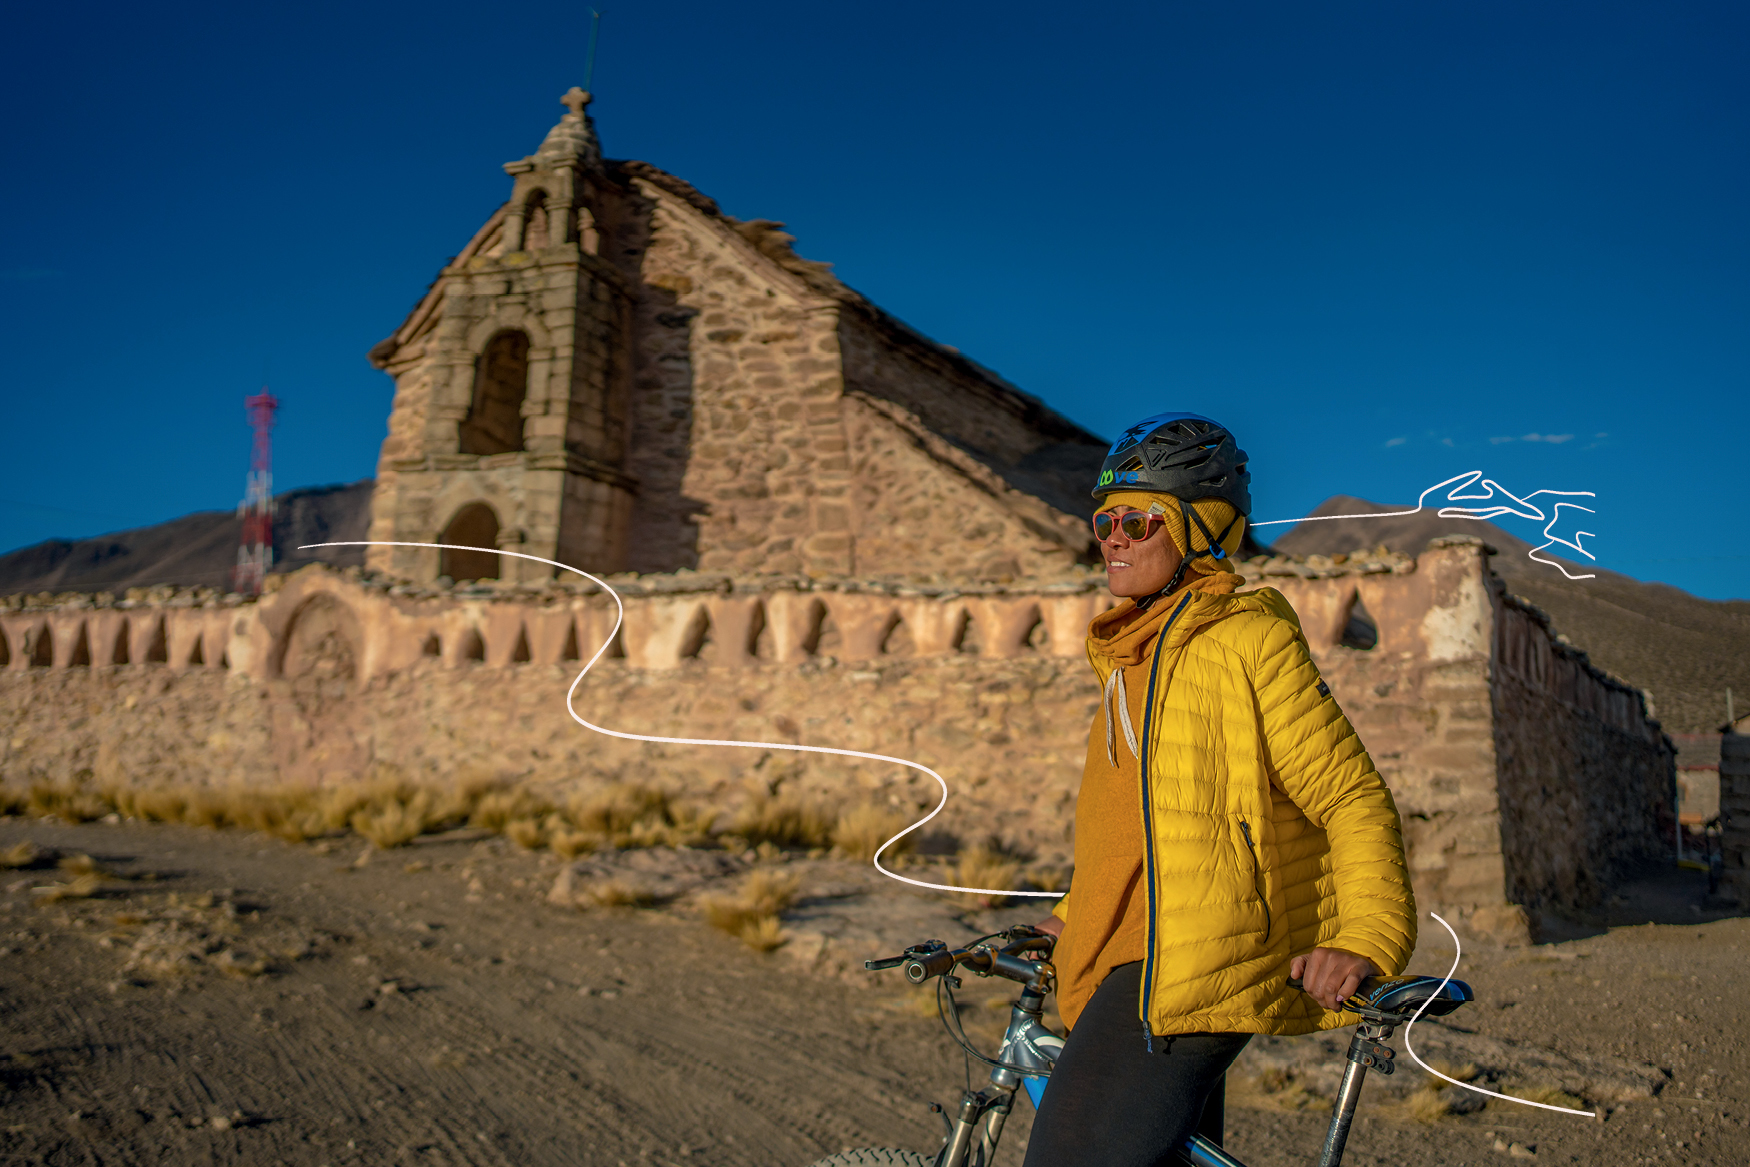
left=1339, top=591, right=1380, bottom=651
left=275, top=593, right=363, bottom=683
left=439, top=503, right=502, bottom=582
left=459, top=330, right=530, bottom=456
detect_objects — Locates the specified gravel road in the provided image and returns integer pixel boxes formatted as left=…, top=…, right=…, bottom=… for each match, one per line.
left=0, top=819, right=1742, bottom=1167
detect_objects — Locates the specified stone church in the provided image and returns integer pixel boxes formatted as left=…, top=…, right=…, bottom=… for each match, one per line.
left=364, top=88, right=1107, bottom=587
left=0, top=88, right=1681, bottom=945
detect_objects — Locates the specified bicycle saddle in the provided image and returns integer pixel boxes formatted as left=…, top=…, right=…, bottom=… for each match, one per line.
left=1348, top=975, right=1472, bottom=1018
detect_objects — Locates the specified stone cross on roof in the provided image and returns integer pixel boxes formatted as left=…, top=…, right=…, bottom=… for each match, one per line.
left=561, top=87, right=592, bottom=117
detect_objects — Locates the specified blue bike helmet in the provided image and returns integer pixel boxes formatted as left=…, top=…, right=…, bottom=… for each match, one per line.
left=1092, top=411, right=1252, bottom=517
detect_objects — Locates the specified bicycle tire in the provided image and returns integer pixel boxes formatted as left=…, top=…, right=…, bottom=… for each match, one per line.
left=801, top=1150, right=933, bottom=1167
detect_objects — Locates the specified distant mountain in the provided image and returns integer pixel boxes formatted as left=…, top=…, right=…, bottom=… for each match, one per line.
left=0, top=481, right=373, bottom=596
left=1271, top=496, right=1750, bottom=735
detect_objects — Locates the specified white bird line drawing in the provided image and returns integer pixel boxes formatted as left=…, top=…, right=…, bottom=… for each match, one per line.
left=1249, top=470, right=1598, bottom=580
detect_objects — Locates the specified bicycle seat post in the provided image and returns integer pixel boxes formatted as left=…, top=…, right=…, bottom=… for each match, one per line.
left=1317, top=1019, right=1395, bottom=1167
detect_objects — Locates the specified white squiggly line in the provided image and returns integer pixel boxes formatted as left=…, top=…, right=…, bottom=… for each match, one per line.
left=1404, top=913, right=1596, bottom=1117
left=1250, top=471, right=1598, bottom=580
left=300, top=540, right=1058, bottom=898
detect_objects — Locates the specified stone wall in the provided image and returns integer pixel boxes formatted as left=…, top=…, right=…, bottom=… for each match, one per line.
left=0, top=544, right=1673, bottom=941
left=1490, top=592, right=1675, bottom=917
left=1721, top=733, right=1750, bottom=905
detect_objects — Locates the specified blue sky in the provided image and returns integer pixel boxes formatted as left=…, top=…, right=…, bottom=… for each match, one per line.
left=2, top=1, right=1745, bottom=598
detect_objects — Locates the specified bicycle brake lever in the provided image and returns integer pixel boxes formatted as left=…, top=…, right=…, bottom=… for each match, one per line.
left=864, top=956, right=907, bottom=971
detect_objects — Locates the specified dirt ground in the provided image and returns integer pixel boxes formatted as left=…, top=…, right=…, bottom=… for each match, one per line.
left=0, top=818, right=1744, bottom=1167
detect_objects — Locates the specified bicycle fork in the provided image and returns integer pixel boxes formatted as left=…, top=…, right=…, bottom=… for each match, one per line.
left=936, top=1090, right=1013, bottom=1167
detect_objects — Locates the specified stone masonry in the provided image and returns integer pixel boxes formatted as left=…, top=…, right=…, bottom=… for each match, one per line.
left=0, top=539, right=1673, bottom=944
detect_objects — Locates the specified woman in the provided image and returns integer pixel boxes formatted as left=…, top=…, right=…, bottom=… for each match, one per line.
left=1024, top=412, right=1417, bottom=1167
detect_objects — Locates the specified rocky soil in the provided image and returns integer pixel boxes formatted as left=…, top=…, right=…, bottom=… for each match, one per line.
left=0, top=818, right=1744, bottom=1167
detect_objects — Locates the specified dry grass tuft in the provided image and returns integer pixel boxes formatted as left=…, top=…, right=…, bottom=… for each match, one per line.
left=742, top=868, right=801, bottom=916
left=733, top=794, right=831, bottom=851
left=25, top=781, right=109, bottom=823
left=1248, top=1068, right=1327, bottom=1112
left=215, top=949, right=270, bottom=979
left=504, top=818, right=547, bottom=851
left=350, top=790, right=439, bottom=849
left=5, top=772, right=721, bottom=858
left=1509, top=1082, right=1585, bottom=1109
left=549, top=829, right=597, bottom=860
left=736, top=915, right=787, bottom=953
left=955, top=845, right=1021, bottom=908
left=581, top=879, right=657, bottom=908
left=831, top=804, right=912, bottom=862
left=1402, top=1061, right=1486, bottom=1122
left=562, top=783, right=712, bottom=850
left=702, top=868, right=800, bottom=952
left=58, top=853, right=106, bottom=877
left=0, top=841, right=48, bottom=869
left=33, top=872, right=103, bottom=902
left=470, top=788, right=555, bottom=834
left=1407, top=1085, right=1453, bottom=1122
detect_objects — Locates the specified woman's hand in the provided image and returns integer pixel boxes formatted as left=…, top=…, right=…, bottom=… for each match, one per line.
left=1033, top=916, right=1063, bottom=939
left=1290, top=948, right=1378, bottom=1011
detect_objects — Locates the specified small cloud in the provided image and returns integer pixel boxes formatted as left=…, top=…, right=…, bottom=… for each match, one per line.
left=1440, top=437, right=1454, bottom=447
left=1543, top=434, right=1574, bottom=444
left=1593, top=432, right=1608, bottom=439
left=1521, top=433, right=1542, bottom=442
left=1489, top=436, right=1515, bottom=444
left=1385, top=436, right=1408, bottom=447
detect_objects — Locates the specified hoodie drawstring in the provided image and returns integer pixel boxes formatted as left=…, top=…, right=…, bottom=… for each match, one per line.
left=1103, top=667, right=1140, bottom=767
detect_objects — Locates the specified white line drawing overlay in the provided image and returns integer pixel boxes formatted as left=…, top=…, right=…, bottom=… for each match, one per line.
left=301, top=540, right=1059, bottom=899
left=1250, top=470, right=1599, bottom=580
left=1403, top=913, right=1596, bottom=1118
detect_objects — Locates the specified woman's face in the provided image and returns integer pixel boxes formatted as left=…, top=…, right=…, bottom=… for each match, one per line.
left=1097, top=504, right=1185, bottom=599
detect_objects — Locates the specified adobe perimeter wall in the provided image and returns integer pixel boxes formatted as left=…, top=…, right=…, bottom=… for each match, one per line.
left=0, top=544, right=1671, bottom=940
left=1490, top=591, right=1675, bottom=917
left=1721, top=733, right=1750, bottom=905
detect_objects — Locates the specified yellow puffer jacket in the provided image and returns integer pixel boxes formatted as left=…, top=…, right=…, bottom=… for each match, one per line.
left=1052, top=583, right=1417, bottom=1037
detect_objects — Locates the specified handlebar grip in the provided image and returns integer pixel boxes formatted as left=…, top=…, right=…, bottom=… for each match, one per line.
left=904, top=950, right=959, bottom=984
left=1287, top=976, right=1304, bottom=990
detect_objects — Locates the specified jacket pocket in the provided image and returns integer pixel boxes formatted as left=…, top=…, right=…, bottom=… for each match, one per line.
left=1237, top=819, right=1273, bottom=941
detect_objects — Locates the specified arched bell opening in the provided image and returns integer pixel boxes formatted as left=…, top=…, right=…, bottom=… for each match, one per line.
left=522, top=190, right=550, bottom=250
left=458, top=330, right=530, bottom=456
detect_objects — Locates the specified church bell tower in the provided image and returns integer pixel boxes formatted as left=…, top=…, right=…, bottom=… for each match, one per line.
left=364, top=88, right=636, bottom=585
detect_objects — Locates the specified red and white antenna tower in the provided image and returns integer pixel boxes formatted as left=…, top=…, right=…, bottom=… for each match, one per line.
left=232, top=388, right=279, bottom=595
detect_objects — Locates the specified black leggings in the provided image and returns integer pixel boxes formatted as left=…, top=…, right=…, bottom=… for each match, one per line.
left=1022, top=962, right=1251, bottom=1167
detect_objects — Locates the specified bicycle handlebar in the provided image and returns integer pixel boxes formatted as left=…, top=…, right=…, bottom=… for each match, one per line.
left=865, top=926, right=1056, bottom=986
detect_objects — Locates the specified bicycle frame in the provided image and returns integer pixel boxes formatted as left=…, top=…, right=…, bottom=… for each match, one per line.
left=865, top=928, right=1472, bottom=1167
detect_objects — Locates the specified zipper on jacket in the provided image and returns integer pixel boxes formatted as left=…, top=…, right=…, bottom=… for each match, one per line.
left=1137, top=594, right=1193, bottom=1052
left=1238, top=819, right=1273, bottom=941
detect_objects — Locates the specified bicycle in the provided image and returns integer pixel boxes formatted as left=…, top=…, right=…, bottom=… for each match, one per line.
left=804, top=925, right=1472, bottom=1167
